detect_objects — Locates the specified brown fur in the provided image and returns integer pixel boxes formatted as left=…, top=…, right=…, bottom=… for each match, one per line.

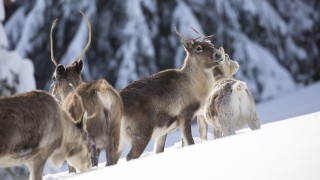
left=50, top=64, right=123, bottom=169
left=63, top=79, right=123, bottom=167
left=49, top=12, right=122, bottom=169
left=50, top=61, right=83, bottom=104
left=118, top=35, right=225, bottom=160
left=0, top=90, right=91, bottom=180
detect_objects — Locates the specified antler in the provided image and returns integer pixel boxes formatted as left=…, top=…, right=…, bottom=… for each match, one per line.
left=175, top=26, right=213, bottom=43
left=175, top=27, right=195, bottom=42
left=190, top=26, right=213, bottom=42
left=73, top=11, right=91, bottom=62
left=50, top=18, right=58, bottom=66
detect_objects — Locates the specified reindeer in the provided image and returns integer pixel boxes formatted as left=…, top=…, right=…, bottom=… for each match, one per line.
left=197, top=47, right=261, bottom=140
left=117, top=28, right=225, bottom=160
left=0, top=90, right=91, bottom=180
left=49, top=12, right=122, bottom=170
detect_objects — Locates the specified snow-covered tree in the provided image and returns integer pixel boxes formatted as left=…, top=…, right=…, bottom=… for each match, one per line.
left=3, top=0, right=320, bottom=101
left=0, top=0, right=35, bottom=96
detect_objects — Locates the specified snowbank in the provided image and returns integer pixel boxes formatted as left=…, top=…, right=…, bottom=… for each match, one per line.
left=0, top=49, right=36, bottom=95
left=257, top=82, right=320, bottom=123
left=44, top=111, right=320, bottom=180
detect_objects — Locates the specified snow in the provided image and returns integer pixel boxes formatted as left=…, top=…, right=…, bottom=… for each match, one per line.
left=256, top=82, right=320, bottom=124
left=285, top=37, right=307, bottom=60
left=172, top=0, right=203, bottom=68
left=172, top=0, right=203, bottom=37
left=0, top=19, right=7, bottom=49
left=0, top=0, right=4, bottom=21
left=3, top=0, right=317, bottom=102
left=0, top=49, right=36, bottom=95
left=241, top=0, right=287, bottom=35
left=16, top=0, right=46, bottom=57
left=43, top=81, right=320, bottom=179
left=3, top=7, right=25, bottom=49
left=59, top=3, right=96, bottom=81
left=232, top=32, right=296, bottom=100
left=44, top=112, right=320, bottom=180
left=0, top=0, right=7, bottom=48
left=284, top=0, right=315, bottom=32
left=115, top=0, right=157, bottom=89
left=215, top=0, right=240, bottom=30
left=0, top=0, right=36, bottom=95
left=0, top=0, right=318, bottom=178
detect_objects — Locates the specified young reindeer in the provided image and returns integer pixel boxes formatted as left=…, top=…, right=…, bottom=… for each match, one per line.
left=0, top=90, right=91, bottom=180
left=49, top=12, right=122, bottom=170
left=118, top=28, right=225, bottom=160
left=197, top=47, right=261, bottom=140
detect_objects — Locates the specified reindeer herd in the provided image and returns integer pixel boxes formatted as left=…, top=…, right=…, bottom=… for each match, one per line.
left=0, top=12, right=261, bottom=180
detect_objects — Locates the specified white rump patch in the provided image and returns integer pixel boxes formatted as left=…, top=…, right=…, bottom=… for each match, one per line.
left=97, top=91, right=113, bottom=110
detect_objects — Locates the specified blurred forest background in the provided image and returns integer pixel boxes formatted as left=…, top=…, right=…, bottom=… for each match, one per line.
left=1, top=0, right=319, bottom=101
left=0, top=0, right=319, bottom=179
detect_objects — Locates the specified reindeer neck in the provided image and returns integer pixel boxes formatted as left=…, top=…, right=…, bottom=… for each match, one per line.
left=212, top=66, right=233, bottom=82
left=61, top=81, right=86, bottom=103
left=61, top=110, right=83, bottom=145
left=181, top=56, right=215, bottom=98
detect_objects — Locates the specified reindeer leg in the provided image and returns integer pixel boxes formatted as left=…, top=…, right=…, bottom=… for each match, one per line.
left=27, top=156, right=47, bottom=180
left=213, top=128, right=223, bottom=139
left=88, top=136, right=99, bottom=167
left=96, top=148, right=101, bottom=162
left=247, top=112, right=261, bottom=130
left=181, top=119, right=195, bottom=146
left=105, top=142, right=118, bottom=166
left=68, top=165, right=76, bottom=173
left=197, top=115, right=208, bottom=141
left=115, top=139, right=126, bottom=164
left=222, top=126, right=236, bottom=137
left=154, top=134, right=167, bottom=153
left=126, top=136, right=151, bottom=161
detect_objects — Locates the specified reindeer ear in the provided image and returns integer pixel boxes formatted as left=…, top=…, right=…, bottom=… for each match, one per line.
left=76, top=60, right=83, bottom=74
left=219, top=46, right=225, bottom=54
left=181, top=40, right=194, bottom=53
left=231, top=61, right=239, bottom=75
left=56, top=64, right=66, bottom=75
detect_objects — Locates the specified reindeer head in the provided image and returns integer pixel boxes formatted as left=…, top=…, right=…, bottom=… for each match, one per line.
left=176, top=27, right=224, bottom=70
left=219, top=46, right=239, bottom=77
left=49, top=11, right=91, bottom=103
left=66, top=112, right=92, bottom=172
left=213, top=46, right=239, bottom=79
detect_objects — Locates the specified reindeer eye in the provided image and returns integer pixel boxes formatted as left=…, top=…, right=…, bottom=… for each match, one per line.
left=195, top=45, right=203, bottom=52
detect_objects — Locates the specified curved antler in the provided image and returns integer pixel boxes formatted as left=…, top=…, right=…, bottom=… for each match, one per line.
left=50, top=18, right=58, bottom=67
left=174, top=27, right=198, bottom=41
left=190, top=26, right=213, bottom=42
left=74, top=11, right=91, bottom=62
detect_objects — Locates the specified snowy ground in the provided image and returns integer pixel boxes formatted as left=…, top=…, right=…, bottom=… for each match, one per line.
left=44, top=112, right=320, bottom=180
left=43, top=81, right=320, bottom=179
left=256, top=82, right=320, bottom=124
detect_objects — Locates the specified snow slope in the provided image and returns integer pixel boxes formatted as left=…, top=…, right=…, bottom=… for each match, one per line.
left=45, top=112, right=320, bottom=180
left=43, top=81, right=320, bottom=180
left=256, top=82, right=320, bottom=124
